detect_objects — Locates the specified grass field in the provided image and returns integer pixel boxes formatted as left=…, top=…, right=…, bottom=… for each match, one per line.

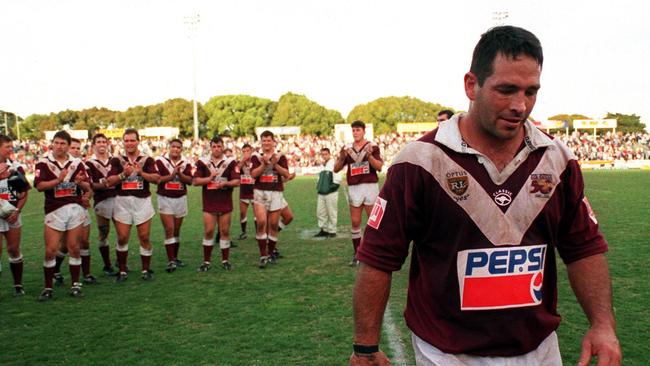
left=0, top=170, right=648, bottom=365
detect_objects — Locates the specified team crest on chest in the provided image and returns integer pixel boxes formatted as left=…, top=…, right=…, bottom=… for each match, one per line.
left=530, top=173, right=554, bottom=198
left=446, top=170, right=469, bottom=198
left=493, top=189, right=513, bottom=207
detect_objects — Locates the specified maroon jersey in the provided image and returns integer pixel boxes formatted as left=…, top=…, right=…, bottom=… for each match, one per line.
left=236, top=159, right=254, bottom=199
left=251, top=153, right=288, bottom=191
left=34, top=153, right=87, bottom=214
left=342, top=142, right=381, bottom=185
left=0, top=159, right=31, bottom=206
left=85, top=155, right=116, bottom=205
left=108, top=153, right=157, bottom=198
left=357, top=117, right=608, bottom=357
left=194, top=157, right=240, bottom=213
left=156, top=154, right=193, bottom=198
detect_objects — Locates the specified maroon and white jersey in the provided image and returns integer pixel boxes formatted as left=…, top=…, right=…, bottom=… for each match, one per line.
left=342, top=141, right=381, bottom=185
left=108, top=153, right=157, bottom=198
left=0, top=159, right=30, bottom=206
left=250, top=153, right=288, bottom=192
left=34, top=152, right=87, bottom=214
left=236, top=159, right=254, bottom=199
left=194, top=156, right=239, bottom=213
left=156, top=154, right=193, bottom=198
left=357, top=115, right=608, bottom=357
left=85, top=155, right=116, bottom=205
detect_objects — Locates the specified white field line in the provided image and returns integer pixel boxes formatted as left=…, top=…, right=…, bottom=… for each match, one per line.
left=383, top=301, right=409, bottom=366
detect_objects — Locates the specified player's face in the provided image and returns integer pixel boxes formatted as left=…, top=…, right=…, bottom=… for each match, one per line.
left=465, top=53, right=541, bottom=141
left=52, top=138, right=70, bottom=158
left=321, top=150, right=331, bottom=162
left=93, top=137, right=108, bottom=155
left=123, top=133, right=139, bottom=154
left=211, top=142, right=224, bottom=159
left=0, top=141, right=13, bottom=160
left=242, top=147, right=252, bottom=160
left=169, top=142, right=182, bottom=159
left=224, top=150, right=233, bottom=158
left=437, top=114, right=449, bottom=122
left=260, top=136, right=275, bottom=153
left=69, top=142, right=81, bottom=158
left=352, top=127, right=365, bottom=142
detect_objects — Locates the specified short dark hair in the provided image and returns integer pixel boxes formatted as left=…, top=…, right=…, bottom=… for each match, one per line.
left=0, top=134, right=13, bottom=146
left=169, top=138, right=182, bottom=146
left=211, top=135, right=224, bottom=145
left=242, top=143, right=252, bottom=150
left=438, top=110, right=454, bottom=119
left=260, top=130, right=275, bottom=139
left=470, top=26, right=543, bottom=86
left=123, top=128, right=140, bottom=140
left=53, top=130, right=72, bottom=144
left=351, top=120, right=366, bottom=129
left=92, top=133, right=107, bottom=144
left=321, top=147, right=330, bottom=154
left=224, top=148, right=233, bottom=153
left=71, top=138, right=81, bottom=145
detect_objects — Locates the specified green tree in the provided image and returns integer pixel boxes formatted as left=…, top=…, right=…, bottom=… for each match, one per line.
left=271, top=92, right=343, bottom=136
left=116, top=105, right=149, bottom=129
left=605, top=112, right=646, bottom=134
left=203, top=95, right=277, bottom=137
left=20, top=113, right=58, bottom=139
left=347, top=96, right=453, bottom=134
left=75, top=107, right=118, bottom=132
left=159, top=98, right=208, bottom=138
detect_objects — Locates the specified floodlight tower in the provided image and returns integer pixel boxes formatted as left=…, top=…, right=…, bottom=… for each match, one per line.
left=184, top=13, right=201, bottom=141
left=492, top=11, right=510, bottom=26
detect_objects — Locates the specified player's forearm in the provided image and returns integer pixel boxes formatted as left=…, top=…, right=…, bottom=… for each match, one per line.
left=35, top=179, right=61, bottom=192
left=178, top=173, right=193, bottom=184
left=159, top=173, right=175, bottom=183
left=333, top=159, right=345, bottom=173
left=353, top=263, right=392, bottom=345
left=141, top=172, right=160, bottom=184
left=274, top=165, right=290, bottom=179
left=224, top=179, right=240, bottom=188
left=567, top=254, right=617, bottom=329
left=251, top=166, right=264, bottom=178
left=78, top=181, right=92, bottom=192
left=16, top=192, right=28, bottom=210
left=192, top=176, right=212, bottom=186
left=367, top=156, right=383, bottom=172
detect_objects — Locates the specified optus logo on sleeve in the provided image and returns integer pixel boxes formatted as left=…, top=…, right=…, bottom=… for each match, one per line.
left=456, top=245, right=547, bottom=310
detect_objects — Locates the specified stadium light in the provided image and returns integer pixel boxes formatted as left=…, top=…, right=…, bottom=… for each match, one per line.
left=184, top=13, right=201, bottom=142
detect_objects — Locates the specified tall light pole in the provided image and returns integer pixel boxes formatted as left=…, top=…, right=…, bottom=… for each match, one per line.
left=492, top=11, right=509, bottom=26
left=184, top=13, right=200, bottom=142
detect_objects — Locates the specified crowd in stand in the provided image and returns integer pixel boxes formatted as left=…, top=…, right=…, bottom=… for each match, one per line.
left=10, top=130, right=650, bottom=174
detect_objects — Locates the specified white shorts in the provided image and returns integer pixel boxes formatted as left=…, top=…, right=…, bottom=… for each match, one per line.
left=45, top=204, right=87, bottom=231
left=113, top=195, right=155, bottom=226
left=0, top=214, right=22, bottom=232
left=94, top=197, right=115, bottom=220
left=281, top=197, right=288, bottom=209
left=240, top=198, right=254, bottom=205
left=83, top=208, right=91, bottom=227
left=253, top=189, right=285, bottom=212
left=412, top=331, right=562, bottom=366
left=157, top=194, right=188, bottom=218
left=347, top=183, right=379, bottom=207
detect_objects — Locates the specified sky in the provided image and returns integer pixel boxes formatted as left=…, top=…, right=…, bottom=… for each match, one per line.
left=1, top=0, right=648, bottom=126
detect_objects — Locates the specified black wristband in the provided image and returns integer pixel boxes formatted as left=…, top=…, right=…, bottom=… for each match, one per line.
left=353, top=344, right=379, bottom=354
